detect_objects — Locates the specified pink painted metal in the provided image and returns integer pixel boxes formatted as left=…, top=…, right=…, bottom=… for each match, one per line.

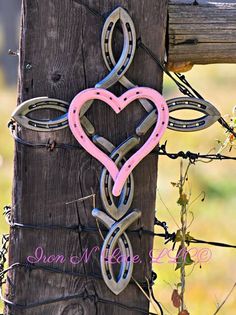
left=68, top=87, right=169, bottom=196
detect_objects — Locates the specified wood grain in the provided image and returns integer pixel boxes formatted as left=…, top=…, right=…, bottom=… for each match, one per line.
left=6, top=0, right=168, bottom=314
left=168, top=0, right=236, bottom=70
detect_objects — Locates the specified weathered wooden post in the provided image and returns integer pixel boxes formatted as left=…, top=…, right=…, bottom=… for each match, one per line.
left=6, top=0, right=168, bottom=314
left=168, top=0, right=236, bottom=71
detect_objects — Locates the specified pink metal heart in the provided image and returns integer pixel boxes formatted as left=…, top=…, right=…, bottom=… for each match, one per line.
left=68, top=87, right=169, bottom=196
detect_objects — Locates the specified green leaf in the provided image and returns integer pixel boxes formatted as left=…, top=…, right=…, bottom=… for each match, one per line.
left=185, top=252, right=194, bottom=265
left=175, top=246, right=194, bottom=270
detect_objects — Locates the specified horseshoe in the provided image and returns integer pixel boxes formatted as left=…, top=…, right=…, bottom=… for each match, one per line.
left=93, top=135, right=139, bottom=220
left=11, top=97, right=95, bottom=134
left=167, top=97, right=221, bottom=131
left=92, top=208, right=141, bottom=295
left=136, top=97, right=221, bottom=134
left=96, top=7, right=136, bottom=90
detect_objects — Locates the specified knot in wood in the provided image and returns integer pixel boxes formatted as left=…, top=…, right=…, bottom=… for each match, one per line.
left=51, top=72, right=62, bottom=82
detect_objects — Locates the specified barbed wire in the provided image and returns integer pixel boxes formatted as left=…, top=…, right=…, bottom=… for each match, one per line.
left=2, top=201, right=236, bottom=313
left=1, top=206, right=162, bottom=313
left=0, top=263, right=157, bottom=314
left=9, top=121, right=236, bottom=163
left=156, top=142, right=236, bottom=163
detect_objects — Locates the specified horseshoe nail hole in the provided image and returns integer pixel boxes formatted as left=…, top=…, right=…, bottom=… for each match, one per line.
left=126, top=23, right=131, bottom=31
left=80, top=136, right=84, bottom=139
left=162, top=121, right=165, bottom=125
left=74, top=124, right=77, bottom=127
left=124, top=97, right=127, bottom=101
left=118, top=107, right=121, bottom=110
left=128, top=165, right=131, bottom=168
left=73, top=109, right=76, bottom=113
left=107, top=22, right=113, bottom=31
left=109, top=97, right=113, bottom=100
left=136, top=91, right=140, bottom=95
left=156, top=134, right=159, bottom=137
left=113, top=153, right=119, bottom=160
left=107, top=196, right=112, bottom=206
left=96, top=92, right=100, bottom=95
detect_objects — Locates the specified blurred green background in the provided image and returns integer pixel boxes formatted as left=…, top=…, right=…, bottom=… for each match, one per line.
left=0, top=3, right=236, bottom=314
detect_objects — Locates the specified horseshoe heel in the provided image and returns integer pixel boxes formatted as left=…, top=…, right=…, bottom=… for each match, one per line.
left=12, top=97, right=95, bottom=135
left=92, top=209, right=141, bottom=295
left=136, top=97, right=221, bottom=134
